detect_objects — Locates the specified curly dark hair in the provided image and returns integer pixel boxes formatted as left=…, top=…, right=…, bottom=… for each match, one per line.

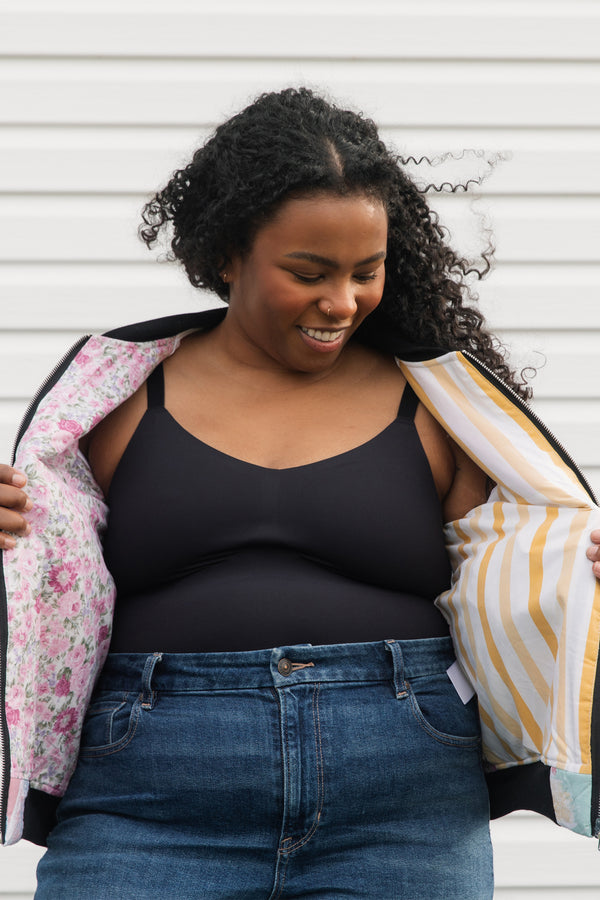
left=140, top=87, right=531, bottom=399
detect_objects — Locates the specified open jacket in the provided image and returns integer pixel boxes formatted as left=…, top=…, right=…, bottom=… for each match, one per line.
left=2, top=308, right=600, bottom=847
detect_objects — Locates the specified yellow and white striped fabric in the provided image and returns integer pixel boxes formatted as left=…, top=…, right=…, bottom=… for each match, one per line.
left=401, top=352, right=600, bottom=836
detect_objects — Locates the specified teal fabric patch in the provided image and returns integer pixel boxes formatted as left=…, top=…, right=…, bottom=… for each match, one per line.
left=550, top=767, right=592, bottom=837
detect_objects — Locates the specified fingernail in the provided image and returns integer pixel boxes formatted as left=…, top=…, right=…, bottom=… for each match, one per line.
left=4, top=536, right=16, bottom=549
left=24, top=524, right=31, bottom=536
left=24, top=498, right=33, bottom=511
left=11, top=473, right=26, bottom=487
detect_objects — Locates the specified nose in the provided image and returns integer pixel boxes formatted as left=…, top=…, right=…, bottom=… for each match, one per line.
left=318, top=280, right=358, bottom=321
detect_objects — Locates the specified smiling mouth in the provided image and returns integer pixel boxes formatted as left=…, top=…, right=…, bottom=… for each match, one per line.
left=299, top=326, right=345, bottom=343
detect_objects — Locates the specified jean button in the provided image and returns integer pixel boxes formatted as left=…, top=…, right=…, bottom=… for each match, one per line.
left=278, top=658, right=293, bottom=676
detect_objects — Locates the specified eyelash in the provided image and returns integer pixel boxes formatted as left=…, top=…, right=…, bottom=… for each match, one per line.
left=293, top=272, right=378, bottom=284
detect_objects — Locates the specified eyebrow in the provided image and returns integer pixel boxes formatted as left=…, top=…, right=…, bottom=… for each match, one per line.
left=283, top=251, right=386, bottom=268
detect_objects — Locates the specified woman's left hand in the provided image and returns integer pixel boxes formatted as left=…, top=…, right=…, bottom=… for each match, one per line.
left=586, top=530, right=600, bottom=578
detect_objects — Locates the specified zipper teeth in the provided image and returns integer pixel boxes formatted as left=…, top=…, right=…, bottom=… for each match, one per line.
left=463, top=351, right=598, bottom=506
left=10, top=336, right=91, bottom=464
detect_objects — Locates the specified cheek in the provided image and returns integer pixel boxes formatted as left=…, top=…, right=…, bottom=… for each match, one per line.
left=361, top=283, right=385, bottom=315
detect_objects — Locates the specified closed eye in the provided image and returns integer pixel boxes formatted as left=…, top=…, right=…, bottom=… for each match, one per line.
left=354, top=273, right=378, bottom=283
left=292, top=272, right=323, bottom=284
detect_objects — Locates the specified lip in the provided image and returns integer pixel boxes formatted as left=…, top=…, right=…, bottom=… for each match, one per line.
left=297, top=325, right=348, bottom=353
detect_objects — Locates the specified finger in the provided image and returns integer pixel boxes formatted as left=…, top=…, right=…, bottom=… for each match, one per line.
left=590, top=529, right=600, bottom=544
left=0, top=464, right=27, bottom=488
left=593, top=561, right=600, bottom=579
left=0, top=506, right=31, bottom=537
left=0, top=483, right=32, bottom=512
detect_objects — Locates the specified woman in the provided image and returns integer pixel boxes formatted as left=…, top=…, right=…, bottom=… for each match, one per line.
left=1, top=88, right=600, bottom=899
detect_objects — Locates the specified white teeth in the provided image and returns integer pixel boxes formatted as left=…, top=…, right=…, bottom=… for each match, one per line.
left=300, top=327, right=343, bottom=343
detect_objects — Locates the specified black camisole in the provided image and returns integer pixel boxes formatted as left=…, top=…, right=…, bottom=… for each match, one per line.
left=103, top=363, right=451, bottom=652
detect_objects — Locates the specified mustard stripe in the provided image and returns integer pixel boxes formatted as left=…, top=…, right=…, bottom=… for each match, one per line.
left=472, top=509, right=545, bottom=751
left=479, top=706, right=521, bottom=764
left=455, top=354, right=586, bottom=497
left=451, top=515, right=523, bottom=747
left=497, top=505, right=551, bottom=704
left=528, top=508, right=560, bottom=659
left=577, top=579, right=600, bottom=775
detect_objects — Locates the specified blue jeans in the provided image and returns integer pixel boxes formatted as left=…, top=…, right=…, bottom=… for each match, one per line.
left=36, top=638, right=492, bottom=899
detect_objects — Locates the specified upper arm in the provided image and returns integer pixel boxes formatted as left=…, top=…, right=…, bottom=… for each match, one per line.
left=81, top=384, right=148, bottom=498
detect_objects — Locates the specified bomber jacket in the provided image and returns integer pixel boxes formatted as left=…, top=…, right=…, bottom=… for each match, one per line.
left=2, top=307, right=600, bottom=846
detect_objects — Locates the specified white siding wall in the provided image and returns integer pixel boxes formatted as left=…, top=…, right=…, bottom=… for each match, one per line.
left=1, top=1, right=599, bottom=896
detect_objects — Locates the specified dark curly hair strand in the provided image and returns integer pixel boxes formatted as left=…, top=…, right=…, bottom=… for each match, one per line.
left=140, top=87, right=531, bottom=400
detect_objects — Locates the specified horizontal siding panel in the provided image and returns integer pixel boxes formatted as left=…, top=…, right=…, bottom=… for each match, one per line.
left=0, top=264, right=212, bottom=330
left=1, top=196, right=599, bottom=263
left=1, top=264, right=599, bottom=331
left=2, top=60, right=600, bottom=127
left=477, top=265, right=600, bottom=329
left=3, top=136, right=600, bottom=195
left=495, top=330, right=600, bottom=398
left=1, top=8, right=599, bottom=60
left=2, top=128, right=599, bottom=196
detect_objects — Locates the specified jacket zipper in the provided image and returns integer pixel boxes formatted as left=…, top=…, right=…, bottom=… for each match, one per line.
left=1, top=334, right=91, bottom=842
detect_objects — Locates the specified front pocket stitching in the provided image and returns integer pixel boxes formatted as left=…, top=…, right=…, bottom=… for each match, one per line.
left=79, top=699, right=142, bottom=758
left=406, top=683, right=480, bottom=749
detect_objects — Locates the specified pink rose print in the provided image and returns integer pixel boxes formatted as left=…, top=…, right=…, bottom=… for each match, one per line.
left=49, top=562, right=78, bottom=593
left=55, top=676, right=71, bottom=697
left=58, top=419, right=82, bottom=437
left=98, top=625, right=111, bottom=643
left=54, top=708, right=78, bottom=734
left=5, top=705, right=20, bottom=726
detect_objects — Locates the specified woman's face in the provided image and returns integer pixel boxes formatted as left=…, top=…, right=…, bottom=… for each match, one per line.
left=223, top=193, right=388, bottom=374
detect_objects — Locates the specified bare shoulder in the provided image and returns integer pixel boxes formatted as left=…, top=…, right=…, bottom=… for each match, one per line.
left=80, top=383, right=147, bottom=498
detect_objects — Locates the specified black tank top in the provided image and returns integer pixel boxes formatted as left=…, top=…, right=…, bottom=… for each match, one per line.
left=103, top=363, right=451, bottom=652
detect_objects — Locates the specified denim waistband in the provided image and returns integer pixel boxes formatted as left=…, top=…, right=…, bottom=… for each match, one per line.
left=97, top=636, right=456, bottom=694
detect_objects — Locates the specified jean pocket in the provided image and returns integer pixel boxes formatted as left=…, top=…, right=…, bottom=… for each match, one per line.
left=79, top=691, right=142, bottom=758
left=406, top=672, right=481, bottom=749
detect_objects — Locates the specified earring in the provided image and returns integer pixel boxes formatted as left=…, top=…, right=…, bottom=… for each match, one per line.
left=222, top=272, right=228, bottom=282
left=326, top=306, right=332, bottom=317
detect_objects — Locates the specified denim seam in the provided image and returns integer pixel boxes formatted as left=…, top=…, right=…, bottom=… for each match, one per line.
left=278, top=683, right=324, bottom=855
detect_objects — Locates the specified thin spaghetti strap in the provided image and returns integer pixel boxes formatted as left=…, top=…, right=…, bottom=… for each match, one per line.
left=397, top=381, right=419, bottom=420
left=146, top=363, right=165, bottom=408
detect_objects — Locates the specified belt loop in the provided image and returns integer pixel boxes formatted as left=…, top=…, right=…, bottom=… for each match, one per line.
left=385, top=640, right=408, bottom=700
left=141, top=652, right=163, bottom=710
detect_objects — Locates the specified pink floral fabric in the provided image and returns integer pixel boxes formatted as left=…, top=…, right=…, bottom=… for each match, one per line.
left=4, top=333, right=181, bottom=841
